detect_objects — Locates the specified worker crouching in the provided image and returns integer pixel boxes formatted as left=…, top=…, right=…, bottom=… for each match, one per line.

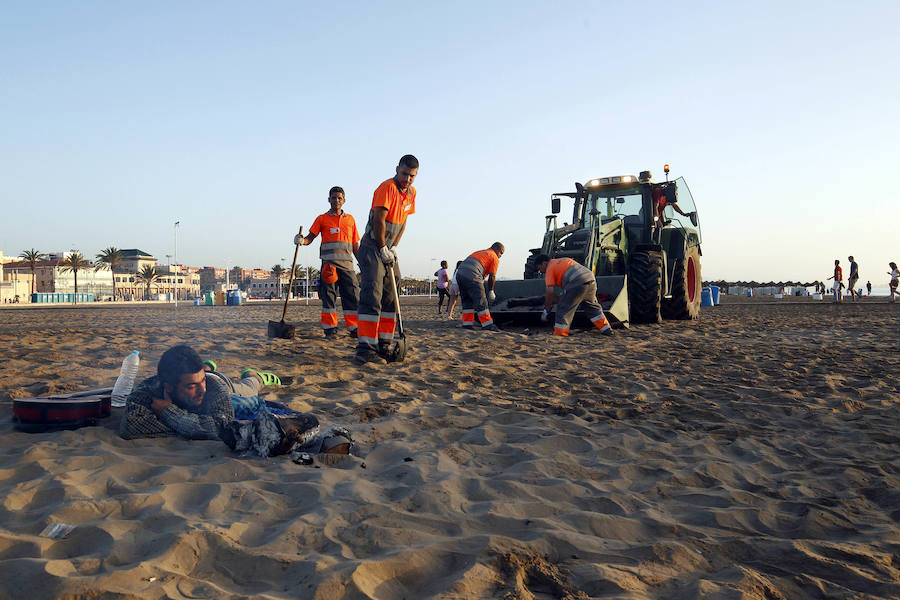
left=456, top=242, right=504, bottom=331
left=535, top=254, right=613, bottom=337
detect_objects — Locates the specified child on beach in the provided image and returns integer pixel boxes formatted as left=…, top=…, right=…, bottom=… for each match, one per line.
left=889, top=262, right=899, bottom=303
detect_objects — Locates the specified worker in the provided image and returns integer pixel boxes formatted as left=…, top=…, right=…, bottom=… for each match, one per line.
left=456, top=242, right=504, bottom=331
left=295, top=186, right=361, bottom=338
left=354, top=155, right=419, bottom=364
left=652, top=186, right=691, bottom=224
left=534, top=254, right=614, bottom=337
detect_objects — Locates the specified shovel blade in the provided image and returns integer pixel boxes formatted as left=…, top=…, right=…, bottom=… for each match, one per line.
left=385, top=334, right=408, bottom=363
left=267, top=320, right=296, bottom=339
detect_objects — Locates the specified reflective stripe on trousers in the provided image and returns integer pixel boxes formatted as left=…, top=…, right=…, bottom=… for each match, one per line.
left=356, top=240, right=400, bottom=350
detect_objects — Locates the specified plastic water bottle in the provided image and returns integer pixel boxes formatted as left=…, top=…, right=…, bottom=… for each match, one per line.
left=111, top=350, right=140, bottom=407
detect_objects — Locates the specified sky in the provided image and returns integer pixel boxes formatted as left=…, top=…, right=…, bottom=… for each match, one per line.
left=2, top=1, right=899, bottom=284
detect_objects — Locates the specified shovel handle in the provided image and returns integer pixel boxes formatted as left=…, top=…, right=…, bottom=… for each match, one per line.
left=282, top=227, right=303, bottom=321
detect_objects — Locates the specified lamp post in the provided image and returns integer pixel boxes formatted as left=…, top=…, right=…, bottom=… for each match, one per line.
left=174, top=221, right=180, bottom=307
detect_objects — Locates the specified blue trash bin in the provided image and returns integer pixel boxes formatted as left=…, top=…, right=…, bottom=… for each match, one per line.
left=709, top=285, right=720, bottom=305
left=701, top=287, right=713, bottom=307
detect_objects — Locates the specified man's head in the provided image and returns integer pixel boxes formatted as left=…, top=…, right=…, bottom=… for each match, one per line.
left=440, top=260, right=448, bottom=269
left=534, top=254, right=551, bottom=273
left=328, top=186, right=346, bottom=213
left=157, top=345, right=206, bottom=406
left=395, top=154, right=419, bottom=192
left=835, top=259, right=840, bottom=265
left=491, top=242, right=505, bottom=257
left=848, top=256, right=854, bottom=262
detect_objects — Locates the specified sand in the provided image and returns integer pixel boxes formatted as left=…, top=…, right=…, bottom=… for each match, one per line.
left=0, top=296, right=898, bottom=599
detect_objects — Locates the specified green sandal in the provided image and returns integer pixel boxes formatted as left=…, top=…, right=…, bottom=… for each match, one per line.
left=203, top=360, right=217, bottom=372
left=241, top=368, right=281, bottom=386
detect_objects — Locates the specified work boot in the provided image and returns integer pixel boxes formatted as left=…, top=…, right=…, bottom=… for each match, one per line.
left=599, top=327, right=614, bottom=336
left=481, top=323, right=500, bottom=331
left=324, top=328, right=337, bottom=338
left=354, top=346, right=386, bottom=365
left=348, top=329, right=358, bottom=338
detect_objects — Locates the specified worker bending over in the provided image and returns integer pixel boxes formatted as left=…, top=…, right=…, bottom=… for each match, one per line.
left=296, top=186, right=361, bottom=338
left=456, top=242, right=504, bottom=331
left=535, top=254, right=613, bottom=337
left=355, top=155, right=418, bottom=364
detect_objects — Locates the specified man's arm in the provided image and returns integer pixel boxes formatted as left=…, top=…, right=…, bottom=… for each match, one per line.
left=352, top=241, right=360, bottom=259
left=371, top=207, right=388, bottom=247
left=544, top=288, right=558, bottom=311
left=299, top=232, right=317, bottom=246
left=119, top=378, right=176, bottom=439
left=486, top=273, right=496, bottom=293
left=392, top=221, right=407, bottom=247
left=156, top=379, right=234, bottom=440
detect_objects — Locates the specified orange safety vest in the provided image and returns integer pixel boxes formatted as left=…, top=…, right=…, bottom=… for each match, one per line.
left=467, top=248, right=500, bottom=277
left=310, top=211, right=360, bottom=264
left=363, top=178, right=416, bottom=246
left=544, top=257, right=585, bottom=288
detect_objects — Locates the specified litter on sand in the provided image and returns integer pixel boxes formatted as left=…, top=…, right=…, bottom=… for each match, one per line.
left=39, top=523, right=75, bottom=539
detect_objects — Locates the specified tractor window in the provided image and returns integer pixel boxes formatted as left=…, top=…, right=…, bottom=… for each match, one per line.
left=667, top=177, right=702, bottom=243
left=587, top=191, right=643, bottom=220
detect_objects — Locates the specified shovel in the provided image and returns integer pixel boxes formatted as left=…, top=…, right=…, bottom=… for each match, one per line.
left=383, top=264, right=408, bottom=362
left=267, top=227, right=303, bottom=339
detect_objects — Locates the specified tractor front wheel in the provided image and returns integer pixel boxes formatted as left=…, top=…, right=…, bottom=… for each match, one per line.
left=661, top=246, right=701, bottom=320
left=628, top=250, right=662, bottom=324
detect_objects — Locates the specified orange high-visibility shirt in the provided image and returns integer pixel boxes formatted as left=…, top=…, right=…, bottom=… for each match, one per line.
left=468, top=248, right=500, bottom=276
left=544, top=258, right=579, bottom=288
left=309, top=211, right=360, bottom=264
left=364, top=178, right=416, bottom=246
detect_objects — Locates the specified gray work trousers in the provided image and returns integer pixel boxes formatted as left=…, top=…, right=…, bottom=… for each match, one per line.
left=319, top=261, right=359, bottom=331
left=356, top=239, right=401, bottom=350
left=555, top=279, right=606, bottom=331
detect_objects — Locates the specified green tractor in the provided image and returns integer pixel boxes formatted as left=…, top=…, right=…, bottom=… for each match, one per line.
left=492, top=166, right=703, bottom=326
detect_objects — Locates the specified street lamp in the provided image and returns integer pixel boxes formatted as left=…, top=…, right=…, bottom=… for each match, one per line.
left=174, top=221, right=180, bottom=307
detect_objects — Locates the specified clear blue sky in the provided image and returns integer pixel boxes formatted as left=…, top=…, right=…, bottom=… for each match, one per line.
left=2, top=1, right=898, bottom=284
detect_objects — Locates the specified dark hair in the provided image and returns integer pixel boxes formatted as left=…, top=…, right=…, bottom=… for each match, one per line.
left=158, top=345, right=205, bottom=388
left=398, top=154, right=419, bottom=169
left=455, top=260, right=463, bottom=268
left=441, top=260, right=447, bottom=268
left=535, top=254, right=551, bottom=266
left=491, top=242, right=505, bottom=254
left=329, top=186, right=345, bottom=197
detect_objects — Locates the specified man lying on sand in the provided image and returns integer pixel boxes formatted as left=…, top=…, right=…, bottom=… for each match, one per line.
left=119, top=345, right=352, bottom=456
left=118, top=345, right=277, bottom=440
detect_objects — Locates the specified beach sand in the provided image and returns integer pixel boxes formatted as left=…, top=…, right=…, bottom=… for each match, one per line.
left=0, top=296, right=898, bottom=599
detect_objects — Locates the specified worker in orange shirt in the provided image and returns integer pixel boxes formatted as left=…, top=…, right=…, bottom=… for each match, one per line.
left=295, top=186, right=361, bottom=338
left=354, top=155, right=419, bottom=364
left=534, top=254, right=613, bottom=337
left=456, top=242, right=504, bottom=331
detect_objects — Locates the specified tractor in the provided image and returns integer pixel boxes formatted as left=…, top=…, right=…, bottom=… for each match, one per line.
left=491, top=165, right=703, bottom=326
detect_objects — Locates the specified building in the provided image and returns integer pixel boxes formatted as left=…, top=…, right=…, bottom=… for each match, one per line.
left=119, top=249, right=157, bottom=274
left=2, top=253, right=114, bottom=299
left=0, top=252, right=33, bottom=303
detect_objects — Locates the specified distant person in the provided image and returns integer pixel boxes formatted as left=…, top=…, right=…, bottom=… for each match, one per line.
left=866, top=280, right=872, bottom=296
left=847, top=256, right=860, bottom=302
left=889, top=262, right=899, bottom=303
left=456, top=243, right=504, bottom=331
left=434, top=260, right=450, bottom=315
left=296, top=186, right=361, bottom=338
left=355, top=154, right=418, bottom=364
left=446, top=260, right=462, bottom=319
left=534, top=254, right=613, bottom=337
left=826, top=259, right=843, bottom=303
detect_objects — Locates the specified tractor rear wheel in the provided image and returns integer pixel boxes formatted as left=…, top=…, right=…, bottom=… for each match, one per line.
left=524, top=252, right=541, bottom=279
left=628, top=250, right=662, bottom=324
left=661, top=246, right=701, bottom=320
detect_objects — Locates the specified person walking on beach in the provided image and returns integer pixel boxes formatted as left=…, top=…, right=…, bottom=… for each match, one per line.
left=446, top=260, right=462, bottom=319
left=889, top=262, right=899, bottom=303
left=456, top=243, right=504, bottom=330
left=535, top=254, right=613, bottom=337
left=866, top=281, right=872, bottom=296
left=355, top=155, right=418, bottom=364
left=435, top=260, right=450, bottom=315
left=295, top=186, right=361, bottom=338
left=827, top=259, right=843, bottom=303
left=847, top=256, right=860, bottom=302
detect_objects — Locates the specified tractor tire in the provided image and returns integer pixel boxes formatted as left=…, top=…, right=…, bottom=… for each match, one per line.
left=628, top=250, right=662, bottom=324
left=661, top=246, right=701, bottom=320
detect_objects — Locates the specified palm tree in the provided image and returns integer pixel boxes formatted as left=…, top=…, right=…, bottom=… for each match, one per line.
left=95, top=247, right=123, bottom=301
left=21, top=248, right=45, bottom=296
left=58, top=252, right=93, bottom=302
left=136, top=264, right=160, bottom=300
left=271, top=264, right=285, bottom=297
